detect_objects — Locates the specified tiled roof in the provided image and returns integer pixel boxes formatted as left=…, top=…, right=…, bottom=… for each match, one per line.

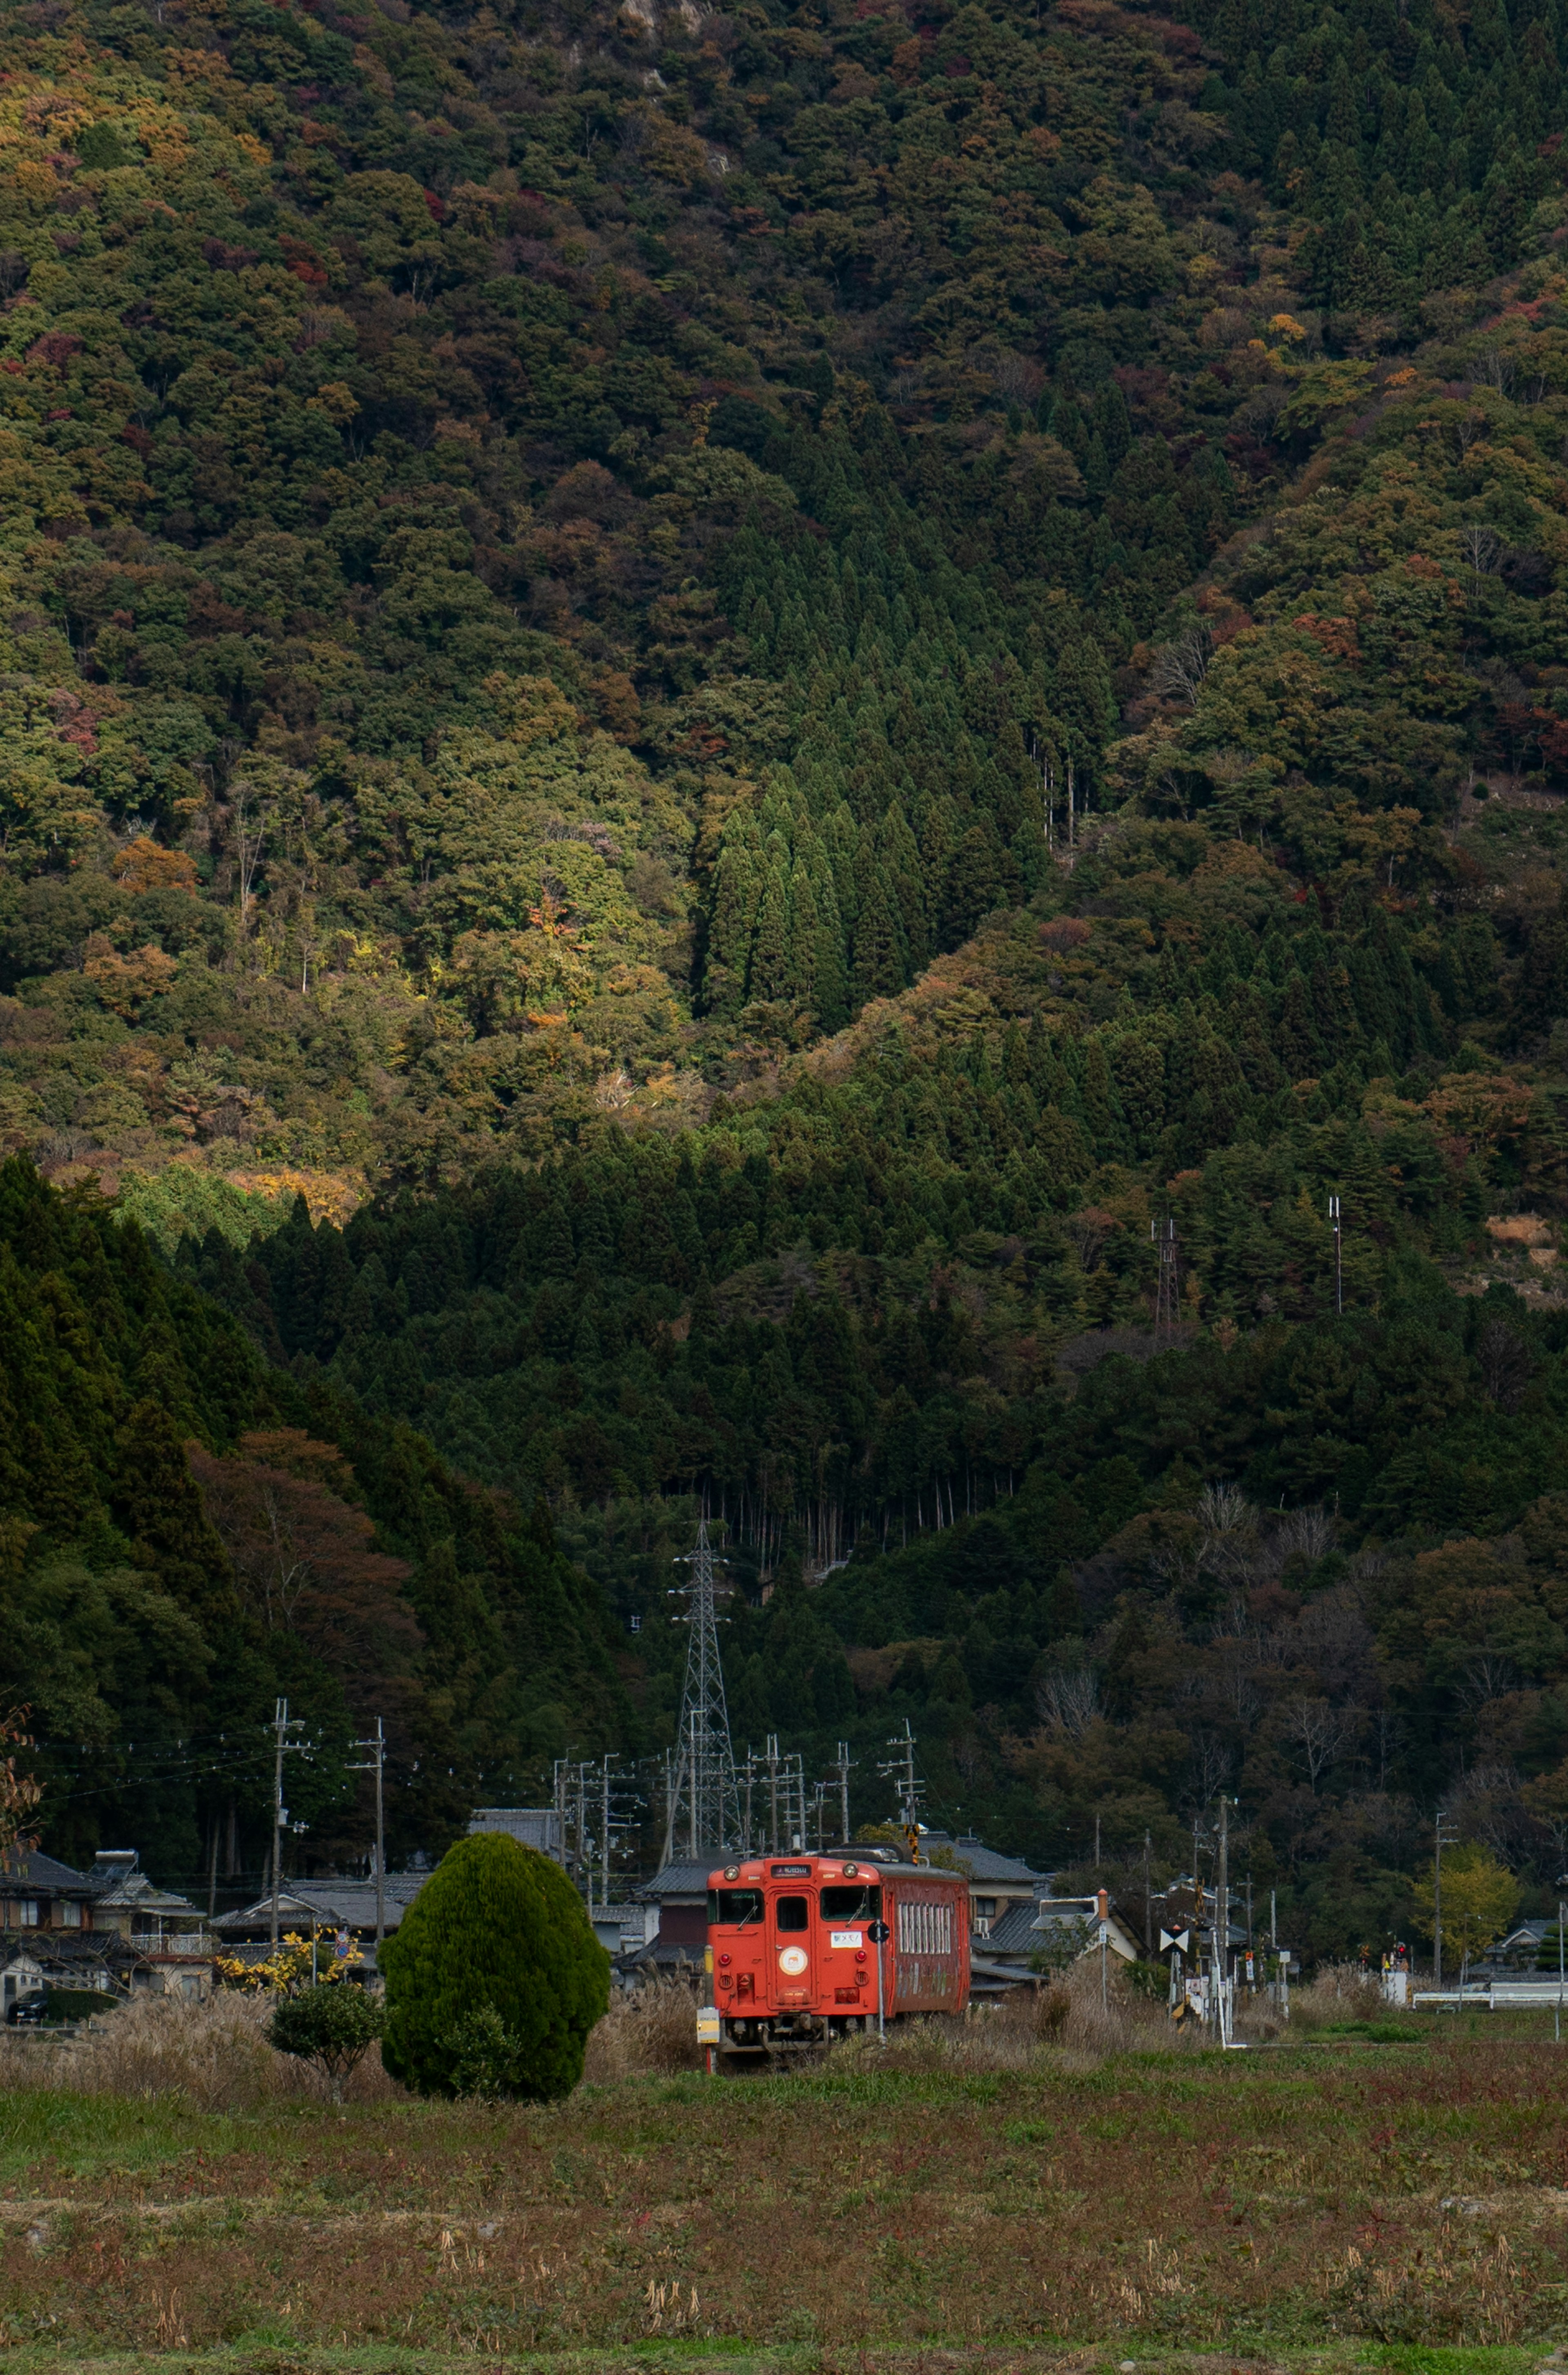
left=979, top=1898, right=1048, bottom=1955
left=922, top=1832, right=1047, bottom=1884
left=0, top=1930, right=138, bottom=1972
left=0, top=1849, right=94, bottom=1894
left=212, top=1874, right=427, bottom=1934
left=87, top=1853, right=201, bottom=1918
left=615, top=1938, right=706, bottom=1971
left=636, top=1860, right=719, bottom=1898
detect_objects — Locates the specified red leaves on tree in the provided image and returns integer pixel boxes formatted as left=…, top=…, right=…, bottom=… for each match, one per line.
left=187, top=1430, right=421, bottom=1711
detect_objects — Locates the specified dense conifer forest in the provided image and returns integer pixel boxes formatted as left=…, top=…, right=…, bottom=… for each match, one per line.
left=5, top=0, right=1568, bottom=1955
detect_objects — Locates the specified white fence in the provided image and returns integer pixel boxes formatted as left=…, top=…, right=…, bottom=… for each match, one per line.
left=1414, top=1982, right=1568, bottom=2009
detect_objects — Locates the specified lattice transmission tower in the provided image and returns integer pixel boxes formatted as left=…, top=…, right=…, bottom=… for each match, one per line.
left=661, top=1518, right=741, bottom=1865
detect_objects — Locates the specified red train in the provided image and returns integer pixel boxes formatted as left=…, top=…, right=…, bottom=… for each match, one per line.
left=699, top=1848, right=971, bottom=2061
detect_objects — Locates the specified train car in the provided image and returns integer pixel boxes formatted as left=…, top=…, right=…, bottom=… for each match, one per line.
left=700, top=1848, right=970, bottom=2061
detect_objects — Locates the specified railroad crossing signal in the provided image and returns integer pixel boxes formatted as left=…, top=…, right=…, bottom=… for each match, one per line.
left=1159, top=1928, right=1190, bottom=1955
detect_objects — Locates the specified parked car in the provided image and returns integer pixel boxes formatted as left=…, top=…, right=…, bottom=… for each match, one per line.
left=7, top=1994, right=49, bottom=2026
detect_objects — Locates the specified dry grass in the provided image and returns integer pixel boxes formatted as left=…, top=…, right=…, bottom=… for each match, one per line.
left=0, top=1990, right=400, bottom=2111
left=0, top=1988, right=1565, bottom=2362
left=854, top=1955, right=1195, bottom=2074
left=582, top=1971, right=705, bottom=2081
left=1288, top=1961, right=1393, bottom=2030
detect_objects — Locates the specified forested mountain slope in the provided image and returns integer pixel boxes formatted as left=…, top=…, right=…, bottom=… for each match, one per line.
left=5, top=0, right=1568, bottom=1944
left=0, top=1159, right=627, bottom=1878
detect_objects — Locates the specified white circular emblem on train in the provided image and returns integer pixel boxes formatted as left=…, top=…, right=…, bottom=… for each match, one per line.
left=778, top=1945, right=808, bottom=1976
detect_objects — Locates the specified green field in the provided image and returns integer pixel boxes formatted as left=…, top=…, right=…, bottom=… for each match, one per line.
left=2, top=2031, right=1565, bottom=2373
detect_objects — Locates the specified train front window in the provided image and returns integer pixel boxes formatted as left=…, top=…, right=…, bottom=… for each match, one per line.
left=775, top=1895, right=809, bottom=1932
left=820, top=1885, right=881, bottom=1921
left=708, top=1890, right=763, bottom=1926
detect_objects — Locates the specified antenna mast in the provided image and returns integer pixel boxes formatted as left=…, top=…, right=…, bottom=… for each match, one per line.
left=661, top=1518, right=741, bottom=1864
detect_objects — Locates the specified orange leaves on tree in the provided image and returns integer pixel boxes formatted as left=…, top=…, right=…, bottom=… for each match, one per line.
left=82, top=934, right=178, bottom=1014
left=112, top=834, right=198, bottom=893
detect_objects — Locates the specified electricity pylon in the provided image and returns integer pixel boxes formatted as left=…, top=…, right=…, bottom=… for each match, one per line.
left=661, top=1518, right=741, bottom=1865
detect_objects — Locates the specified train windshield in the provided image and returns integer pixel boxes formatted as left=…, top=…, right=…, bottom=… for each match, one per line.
left=707, top=1889, right=764, bottom=1926
left=775, top=1895, right=809, bottom=1932
left=820, top=1885, right=882, bottom=1920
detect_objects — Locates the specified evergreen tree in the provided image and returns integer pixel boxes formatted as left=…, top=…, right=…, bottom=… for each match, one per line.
left=380, top=1835, right=608, bottom=2101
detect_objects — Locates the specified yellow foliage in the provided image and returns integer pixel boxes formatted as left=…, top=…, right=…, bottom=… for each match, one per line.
left=1411, top=1844, right=1519, bottom=1967
left=480, top=673, right=581, bottom=746
left=214, top=1927, right=363, bottom=1994
left=222, top=1167, right=366, bottom=1228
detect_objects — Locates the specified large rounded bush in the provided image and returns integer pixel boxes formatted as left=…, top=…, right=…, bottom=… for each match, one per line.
left=379, top=1834, right=610, bottom=2100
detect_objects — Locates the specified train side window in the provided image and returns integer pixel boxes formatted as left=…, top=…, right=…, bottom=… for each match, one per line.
left=820, top=1886, right=881, bottom=1920
left=775, top=1895, right=809, bottom=1932
left=708, top=1889, right=764, bottom=1925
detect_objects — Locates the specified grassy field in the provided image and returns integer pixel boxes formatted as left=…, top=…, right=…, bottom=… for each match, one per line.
left=1, top=2019, right=1566, bottom=2375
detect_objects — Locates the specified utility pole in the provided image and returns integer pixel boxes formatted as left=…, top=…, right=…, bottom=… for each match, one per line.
left=766, top=1735, right=780, bottom=1854
left=661, top=1519, right=740, bottom=1865
left=1215, top=1796, right=1230, bottom=2041
left=601, top=1754, right=614, bottom=1920
left=348, top=1717, right=386, bottom=1954
left=270, top=1699, right=307, bottom=1948
left=1143, top=1829, right=1152, bottom=1962
left=1434, top=1809, right=1459, bottom=1988
left=575, top=1758, right=594, bottom=1911
left=835, top=1741, right=854, bottom=1845
left=878, top=1720, right=924, bottom=1860
left=1094, top=1810, right=1101, bottom=1871
left=1328, top=1194, right=1343, bottom=1316
left=791, top=1753, right=807, bottom=1851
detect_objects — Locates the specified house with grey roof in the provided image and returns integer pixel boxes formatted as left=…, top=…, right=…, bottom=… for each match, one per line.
left=212, top=1873, right=430, bottom=1979
left=468, top=1808, right=564, bottom=1856
left=2, top=1848, right=210, bottom=2014
left=917, top=1830, right=1049, bottom=1937
left=82, top=1850, right=213, bottom=1996
left=969, top=1888, right=1142, bottom=1995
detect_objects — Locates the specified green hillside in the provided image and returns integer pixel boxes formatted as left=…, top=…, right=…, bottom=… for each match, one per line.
left=3, top=0, right=1568, bottom=1948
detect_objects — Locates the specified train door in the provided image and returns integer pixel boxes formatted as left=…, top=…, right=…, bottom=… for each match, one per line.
left=771, top=1887, right=813, bottom=2006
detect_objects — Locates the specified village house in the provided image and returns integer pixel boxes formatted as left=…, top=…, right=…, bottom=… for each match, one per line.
left=917, top=1830, right=1049, bottom=1935
left=1, top=1848, right=211, bottom=2014
left=212, top=1873, right=430, bottom=1979
left=970, top=1886, right=1144, bottom=1994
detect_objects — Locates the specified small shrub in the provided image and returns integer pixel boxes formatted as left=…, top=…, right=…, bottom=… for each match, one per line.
left=379, top=1833, right=609, bottom=2101
left=442, top=2005, right=531, bottom=2101
left=270, top=1984, right=384, bottom=2101
left=41, top=1987, right=117, bottom=2024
